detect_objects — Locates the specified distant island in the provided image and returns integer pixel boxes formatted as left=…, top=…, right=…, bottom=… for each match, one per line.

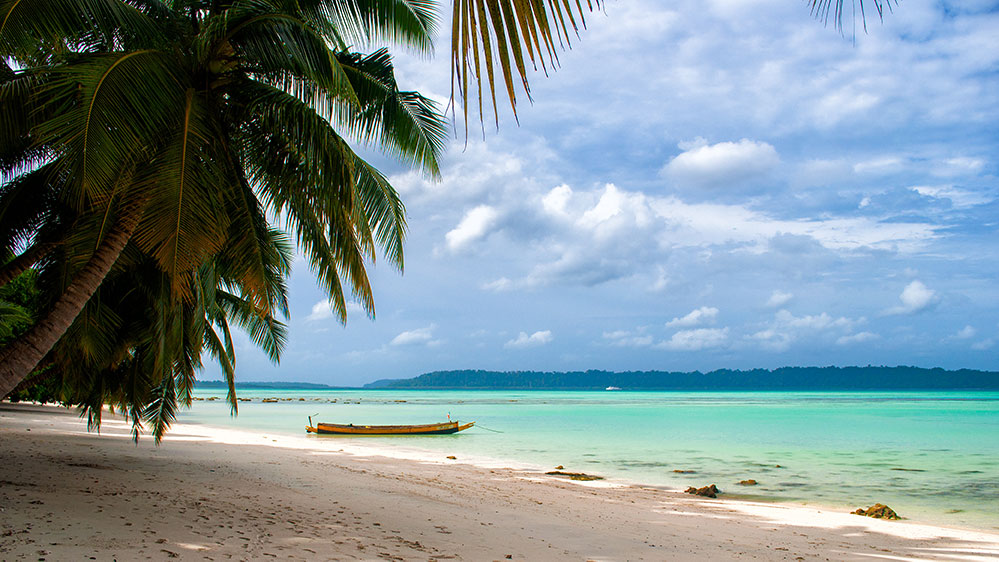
left=196, top=380, right=342, bottom=390
left=364, top=366, right=999, bottom=390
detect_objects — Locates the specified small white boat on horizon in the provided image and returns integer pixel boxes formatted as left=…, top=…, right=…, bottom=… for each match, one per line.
left=605, top=386, right=622, bottom=391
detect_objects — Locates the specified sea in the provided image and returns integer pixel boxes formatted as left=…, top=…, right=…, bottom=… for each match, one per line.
left=179, top=389, right=999, bottom=531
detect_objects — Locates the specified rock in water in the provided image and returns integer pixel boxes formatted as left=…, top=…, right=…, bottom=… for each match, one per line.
left=738, top=479, right=758, bottom=486
left=545, top=470, right=604, bottom=481
left=852, top=503, right=901, bottom=520
left=684, top=484, right=719, bottom=498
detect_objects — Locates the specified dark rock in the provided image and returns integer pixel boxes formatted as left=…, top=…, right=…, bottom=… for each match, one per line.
left=852, top=503, right=901, bottom=520
left=446, top=456, right=457, bottom=460
left=672, top=469, right=696, bottom=474
left=554, top=465, right=564, bottom=470
left=684, top=484, right=719, bottom=498
left=545, top=471, right=604, bottom=481
left=738, top=479, right=758, bottom=486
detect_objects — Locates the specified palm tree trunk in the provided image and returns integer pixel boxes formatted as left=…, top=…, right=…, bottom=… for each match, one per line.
left=0, top=206, right=143, bottom=399
left=0, top=241, right=55, bottom=287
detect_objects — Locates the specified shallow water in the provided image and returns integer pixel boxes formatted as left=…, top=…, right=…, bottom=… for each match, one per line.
left=178, top=389, right=999, bottom=531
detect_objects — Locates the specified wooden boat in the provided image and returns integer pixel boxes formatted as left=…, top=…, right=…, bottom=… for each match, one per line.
left=306, top=418, right=474, bottom=435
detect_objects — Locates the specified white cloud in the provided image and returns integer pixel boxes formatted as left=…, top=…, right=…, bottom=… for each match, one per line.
left=390, top=325, right=438, bottom=346
left=949, top=325, right=977, bottom=340
left=813, top=89, right=880, bottom=127
left=766, top=290, right=793, bottom=308
left=748, top=310, right=859, bottom=351
left=568, top=184, right=654, bottom=242
left=853, top=157, right=904, bottom=175
left=646, top=195, right=938, bottom=253
left=665, top=306, right=719, bottom=328
left=541, top=184, right=573, bottom=217
left=836, top=331, right=880, bottom=345
left=971, top=339, right=995, bottom=351
left=306, top=300, right=364, bottom=322
left=506, top=181, right=940, bottom=291
left=663, top=138, right=779, bottom=188
left=747, top=328, right=793, bottom=351
left=884, top=280, right=937, bottom=315
left=933, top=156, right=985, bottom=177
left=911, top=184, right=993, bottom=208
left=775, top=310, right=855, bottom=330
left=603, top=329, right=654, bottom=348
left=306, top=300, right=334, bottom=322
left=792, top=159, right=852, bottom=188
left=445, top=205, right=500, bottom=252
left=481, top=277, right=514, bottom=292
left=505, top=330, right=554, bottom=349
left=658, top=328, right=729, bottom=351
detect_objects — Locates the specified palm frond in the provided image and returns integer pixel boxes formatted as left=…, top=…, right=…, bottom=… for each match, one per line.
left=236, top=79, right=389, bottom=319
left=297, top=0, right=437, bottom=54
left=809, top=0, right=896, bottom=33
left=216, top=289, right=286, bottom=361
left=0, top=162, right=63, bottom=256
left=336, top=48, right=447, bottom=177
left=451, top=0, right=597, bottom=126
left=128, top=89, right=232, bottom=302
left=352, top=154, right=406, bottom=271
left=33, top=50, right=187, bottom=208
left=0, top=0, right=162, bottom=62
left=204, top=3, right=358, bottom=105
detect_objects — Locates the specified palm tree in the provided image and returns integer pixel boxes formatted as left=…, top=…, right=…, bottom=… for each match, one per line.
left=0, top=0, right=450, bottom=398
left=50, top=225, right=293, bottom=441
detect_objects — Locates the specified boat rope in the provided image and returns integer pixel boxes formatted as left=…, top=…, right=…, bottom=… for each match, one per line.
left=473, top=424, right=504, bottom=433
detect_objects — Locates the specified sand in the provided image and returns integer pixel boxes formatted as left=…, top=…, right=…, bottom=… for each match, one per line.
left=2, top=403, right=998, bottom=561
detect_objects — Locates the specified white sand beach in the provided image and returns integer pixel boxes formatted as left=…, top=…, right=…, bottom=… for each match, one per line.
left=2, top=402, right=998, bottom=561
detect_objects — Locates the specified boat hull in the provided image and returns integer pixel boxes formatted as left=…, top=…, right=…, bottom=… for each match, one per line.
left=306, top=421, right=474, bottom=435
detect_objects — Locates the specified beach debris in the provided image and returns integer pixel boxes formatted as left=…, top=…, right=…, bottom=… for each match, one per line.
left=545, top=471, right=604, bottom=481
left=672, top=469, right=696, bottom=474
left=852, top=503, right=901, bottom=520
left=554, top=465, right=564, bottom=470
left=738, top=479, right=758, bottom=486
left=446, top=456, right=457, bottom=460
left=684, top=484, right=720, bottom=498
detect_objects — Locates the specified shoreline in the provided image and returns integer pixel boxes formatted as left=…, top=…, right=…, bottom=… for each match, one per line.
left=180, top=389, right=999, bottom=532
left=3, top=402, right=999, bottom=560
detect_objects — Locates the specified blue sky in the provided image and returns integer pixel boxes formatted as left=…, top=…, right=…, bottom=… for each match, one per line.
left=211, top=0, right=999, bottom=386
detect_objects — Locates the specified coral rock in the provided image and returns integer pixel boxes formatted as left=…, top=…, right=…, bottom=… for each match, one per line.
left=684, top=484, right=719, bottom=498
left=852, top=503, right=901, bottom=520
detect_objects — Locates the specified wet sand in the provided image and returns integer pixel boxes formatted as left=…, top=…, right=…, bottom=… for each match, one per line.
left=2, top=402, right=998, bottom=560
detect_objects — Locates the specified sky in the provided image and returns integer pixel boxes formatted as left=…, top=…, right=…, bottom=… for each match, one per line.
left=209, top=0, right=999, bottom=386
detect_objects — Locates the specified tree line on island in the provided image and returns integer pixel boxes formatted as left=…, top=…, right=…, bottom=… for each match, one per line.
left=364, top=366, right=999, bottom=390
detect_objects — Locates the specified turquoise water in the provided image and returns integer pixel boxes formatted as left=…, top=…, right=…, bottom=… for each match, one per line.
left=178, top=390, right=999, bottom=531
